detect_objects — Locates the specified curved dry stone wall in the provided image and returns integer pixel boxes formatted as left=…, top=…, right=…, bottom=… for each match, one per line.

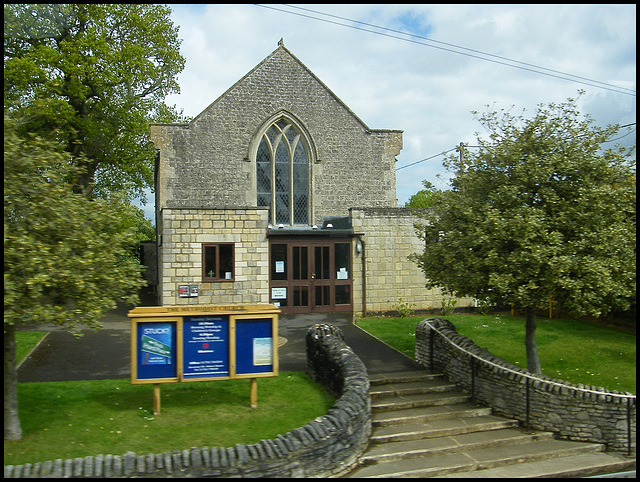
left=4, top=323, right=370, bottom=478
left=415, top=318, right=636, bottom=454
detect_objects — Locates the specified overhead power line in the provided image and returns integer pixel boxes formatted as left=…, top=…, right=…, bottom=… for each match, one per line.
left=256, top=4, right=636, bottom=97
left=396, top=123, right=636, bottom=171
left=396, top=148, right=458, bottom=171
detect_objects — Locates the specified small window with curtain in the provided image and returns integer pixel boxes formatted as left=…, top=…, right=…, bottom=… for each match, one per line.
left=202, top=243, right=234, bottom=282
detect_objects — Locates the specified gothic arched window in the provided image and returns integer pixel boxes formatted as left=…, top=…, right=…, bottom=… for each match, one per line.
left=256, top=118, right=309, bottom=225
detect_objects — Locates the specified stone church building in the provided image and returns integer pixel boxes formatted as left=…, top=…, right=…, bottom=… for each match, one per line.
left=149, top=41, right=474, bottom=317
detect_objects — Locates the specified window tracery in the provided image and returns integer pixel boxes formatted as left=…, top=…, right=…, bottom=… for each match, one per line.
left=256, top=118, right=309, bottom=225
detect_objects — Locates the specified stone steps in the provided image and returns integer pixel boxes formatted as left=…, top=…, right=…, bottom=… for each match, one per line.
left=371, top=390, right=471, bottom=412
left=371, top=414, right=519, bottom=444
left=372, top=402, right=492, bottom=426
left=350, top=439, right=609, bottom=478
left=436, top=452, right=636, bottom=478
left=361, top=427, right=556, bottom=463
left=342, top=370, right=635, bottom=478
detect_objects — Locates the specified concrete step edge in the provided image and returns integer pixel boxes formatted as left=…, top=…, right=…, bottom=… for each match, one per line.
left=372, top=392, right=470, bottom=412
left=360, top=428, right=556, bottom=463
left=434, top=452, right=636, bottom=478
left=370, top=381, right=458, bottom=398
left=369, top=371, right=443, bottom=386
left=347, top=439, right=607, bottom=478
left=372, top=405, right=493, bottom=427
left=371, top=417, right=519, bottom=443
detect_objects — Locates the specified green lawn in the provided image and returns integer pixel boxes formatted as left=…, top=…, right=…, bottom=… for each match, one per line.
left=356, top=313, right=636, bottom=395
left=15, top=330, right=47, bottom=365
left=4, top=374, right=334, bottom=467
left=8, top=314, right=634, bottom=467
left=6, top=332, right=334, bottom=467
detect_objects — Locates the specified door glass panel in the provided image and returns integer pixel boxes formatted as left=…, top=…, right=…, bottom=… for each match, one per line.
left=322, top=246, right=330, bottom=279
left=315, top=285, right=330, bottom=306
left=293, top=286, right=308, bottom=307
left=292, top=246, right=308, bottom=280
left=271, top=244, right=287, bottom=281
left=335, top=243, right=350, bottom=280
left=315, top=246, right=330, bottom=280
left=335, top=285, right=351, bottom=305
left=273, top=290, right=288, bottom=307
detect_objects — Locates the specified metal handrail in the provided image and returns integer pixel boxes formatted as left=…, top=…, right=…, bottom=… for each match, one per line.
left=424, top=319, right=635, bottom=455
left=425, top=320, right=636, bottom=400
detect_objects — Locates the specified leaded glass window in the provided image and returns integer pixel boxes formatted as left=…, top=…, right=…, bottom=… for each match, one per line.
left=256, top=119, right=309, bottom=225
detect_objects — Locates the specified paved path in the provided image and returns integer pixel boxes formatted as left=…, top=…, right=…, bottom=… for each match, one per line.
left=18, top=306, right=424, bottom=383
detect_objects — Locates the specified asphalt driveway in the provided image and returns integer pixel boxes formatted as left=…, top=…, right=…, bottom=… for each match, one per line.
left=18, top=307, right=424, bottom=382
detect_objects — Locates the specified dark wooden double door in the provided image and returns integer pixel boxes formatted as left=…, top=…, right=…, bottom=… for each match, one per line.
left=269, top=238, right=352, bottom=314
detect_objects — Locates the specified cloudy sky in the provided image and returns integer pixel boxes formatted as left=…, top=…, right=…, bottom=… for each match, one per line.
left=143, top=4, right=636, bottom=219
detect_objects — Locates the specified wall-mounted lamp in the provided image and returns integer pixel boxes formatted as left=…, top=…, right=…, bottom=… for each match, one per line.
left=356, top=241, right=363, bottom=254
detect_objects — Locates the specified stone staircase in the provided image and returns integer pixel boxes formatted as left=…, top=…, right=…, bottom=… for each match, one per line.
left=343, top=370, right=635, bottom=478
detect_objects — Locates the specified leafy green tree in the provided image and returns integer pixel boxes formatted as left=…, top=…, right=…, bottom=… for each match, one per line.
left=4, top=3, right=186, bottom=199
left=4, top=5, right=183, bottom=440
left=411, top=95, right=636, bottom=375
left=405, top=180, right=440, bottom=208
left=4, top=116, right=147, bottom=440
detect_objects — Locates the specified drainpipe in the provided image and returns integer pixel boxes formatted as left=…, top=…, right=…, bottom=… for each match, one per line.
left=356, top=235, right=366, bottom=318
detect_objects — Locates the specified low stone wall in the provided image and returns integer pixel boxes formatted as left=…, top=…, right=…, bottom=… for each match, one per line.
left=415, top=318, right=636, bottom=454
left=4, top=324, right=370, bottom=478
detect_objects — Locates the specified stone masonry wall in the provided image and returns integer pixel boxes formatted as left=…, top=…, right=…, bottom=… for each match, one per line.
left=4, top=324, right=370, bottom=478
left=415, top=318, right=636, bottom=454
left=158, top=208, right=270, bottom=306
left=151, top=45, right=402, bottom=227
left=350, top=207, right=476, bottom=316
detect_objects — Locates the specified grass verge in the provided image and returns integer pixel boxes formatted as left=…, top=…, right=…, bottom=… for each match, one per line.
left=7, top=332, right=334, bottom=466
left=15, top=331, right=47, bottom=366
left=356, top=313, right=635, bottom=394
left=4, top=373, right=334, bottom=467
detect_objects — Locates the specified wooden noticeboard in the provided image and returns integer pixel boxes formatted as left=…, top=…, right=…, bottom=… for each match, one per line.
left=128, top=305, right=280, bottom=412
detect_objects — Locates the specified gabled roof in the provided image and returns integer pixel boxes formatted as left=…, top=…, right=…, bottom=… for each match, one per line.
left=155, top=40, right=400, bottom=135
left=193, top=40, right=370, bottom=129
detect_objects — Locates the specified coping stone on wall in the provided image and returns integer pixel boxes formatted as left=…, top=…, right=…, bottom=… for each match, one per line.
left=4, top=324, right=371, bottom=479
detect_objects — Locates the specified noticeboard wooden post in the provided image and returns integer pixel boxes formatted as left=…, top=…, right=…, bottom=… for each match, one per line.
left=128, top=305, right=280, bottom=413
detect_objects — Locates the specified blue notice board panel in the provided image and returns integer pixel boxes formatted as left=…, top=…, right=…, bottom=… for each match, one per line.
left=235, top=318, right=274, bottom=375
left=136, top=321, right=177, bottom=380
left=183, top=316, right=230, bottom=378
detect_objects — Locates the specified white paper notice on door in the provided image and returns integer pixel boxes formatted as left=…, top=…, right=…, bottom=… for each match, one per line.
left=271, top=287, right=287, bottom=299
left=337, top=267, right=349, bottom=280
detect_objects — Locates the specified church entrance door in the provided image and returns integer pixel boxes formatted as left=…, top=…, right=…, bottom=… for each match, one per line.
left=269, top=238, right=352, bottom=314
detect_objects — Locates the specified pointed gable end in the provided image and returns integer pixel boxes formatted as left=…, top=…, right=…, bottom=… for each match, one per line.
left=151, top=40, right=402, bottom=215
left=192, top=41, right=372, bottom=132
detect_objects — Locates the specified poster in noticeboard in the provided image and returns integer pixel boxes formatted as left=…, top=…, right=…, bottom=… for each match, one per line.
left=136, top=321, right=177, bottom=380
left=235, top=318, right=274, bottom=374
left=182, top=316, right=230, bottom=378
left=130, top=307, right=278, bottom=385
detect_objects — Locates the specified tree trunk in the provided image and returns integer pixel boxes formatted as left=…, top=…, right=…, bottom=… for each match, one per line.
left=4, top=322, right=22, bottom=440
left=525, top=307, right=543, bottom=375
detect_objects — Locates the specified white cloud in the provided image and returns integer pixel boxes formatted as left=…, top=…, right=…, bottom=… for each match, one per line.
left=149, top=3, right=635, bottom=215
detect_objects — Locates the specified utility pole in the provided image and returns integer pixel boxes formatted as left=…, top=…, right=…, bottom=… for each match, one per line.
left=456, top=142, right=465, bottom=163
